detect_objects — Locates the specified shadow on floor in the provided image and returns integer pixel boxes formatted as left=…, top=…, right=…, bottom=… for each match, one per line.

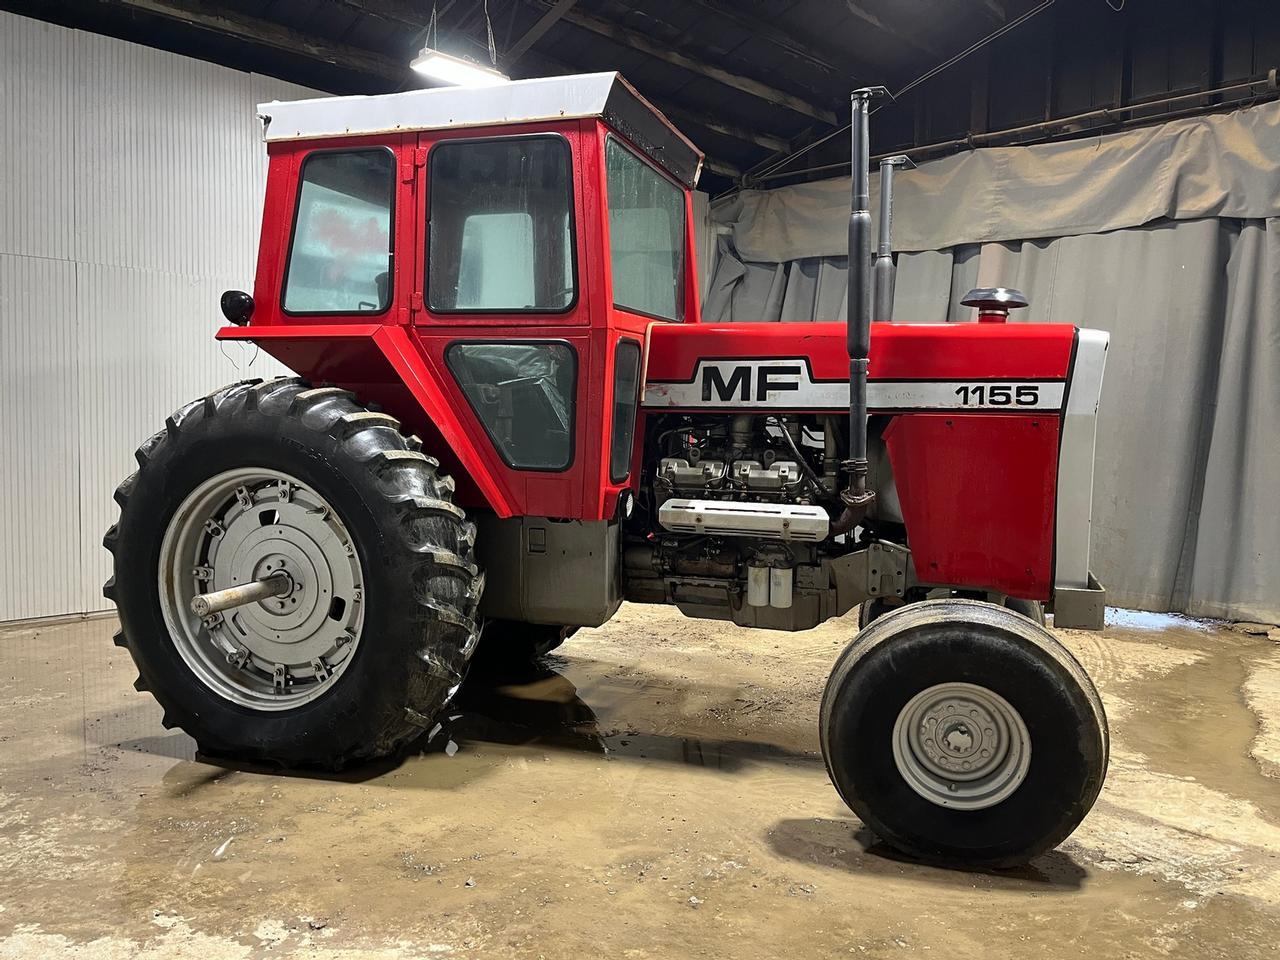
left=449, top=658, right=820, bottom=771
left=104, top=656, right=819, bottom=785
left=767, top=817, right=1088, bottom=892
left=116, top=732, right=197, bottom=762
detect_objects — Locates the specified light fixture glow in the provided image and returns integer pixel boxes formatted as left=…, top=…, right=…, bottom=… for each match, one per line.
left=410, top=48, right=509, bottom=87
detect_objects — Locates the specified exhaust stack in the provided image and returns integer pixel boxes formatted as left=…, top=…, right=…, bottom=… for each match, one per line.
left=835, top=86, right=888, bottom=534
left=873, top=154, right=914, bottom=321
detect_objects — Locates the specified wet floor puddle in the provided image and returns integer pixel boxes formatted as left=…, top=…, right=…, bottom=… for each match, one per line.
left=1080, top=620, right=1280, bottom=823
left=441, top=658, right=822, bottom=774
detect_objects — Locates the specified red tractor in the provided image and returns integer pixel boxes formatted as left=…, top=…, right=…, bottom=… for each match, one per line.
left=104, top=75, right=1109, bottom=867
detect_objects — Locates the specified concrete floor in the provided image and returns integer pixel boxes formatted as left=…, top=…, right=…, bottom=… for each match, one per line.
left=0, top=605, right=1278, bottom=959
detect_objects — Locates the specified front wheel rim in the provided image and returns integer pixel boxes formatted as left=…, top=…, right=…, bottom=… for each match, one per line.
left=891, top=682, right=1031, bottom=810
left=158, top=468, right=365, bottom=711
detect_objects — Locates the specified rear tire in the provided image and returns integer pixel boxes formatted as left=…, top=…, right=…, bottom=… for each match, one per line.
left=821, top=599, right=1107, bottom=867
left=103, top=377, right=483, bottom=769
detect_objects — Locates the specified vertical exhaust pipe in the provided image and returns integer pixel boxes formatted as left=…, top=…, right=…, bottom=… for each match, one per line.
left=873, top=155, right=914, bottom=322
left=834, top=86, right=889, bottom=535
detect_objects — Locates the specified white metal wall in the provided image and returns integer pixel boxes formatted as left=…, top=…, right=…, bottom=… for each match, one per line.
left=0, top=12, right=319, bottom=621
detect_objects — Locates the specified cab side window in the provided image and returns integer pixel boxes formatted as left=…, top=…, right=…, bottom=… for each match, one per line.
left=283, top=149, right=394, bottom=315
left=428, top=137, right=575, bottom=313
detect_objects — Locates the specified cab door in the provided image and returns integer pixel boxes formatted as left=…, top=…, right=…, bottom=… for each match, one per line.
left=406, top=123, right=601, bottom=519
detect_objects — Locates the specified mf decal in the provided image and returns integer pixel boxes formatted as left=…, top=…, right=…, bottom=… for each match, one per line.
left=640, top=359, right=824, bottom=408
left=643, top=358, right=1066, bottom=411
left=701, top=362, right=803, bottom=402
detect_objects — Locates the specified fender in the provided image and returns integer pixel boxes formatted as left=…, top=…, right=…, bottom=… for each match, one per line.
left=216, top=323, right=517, bottom=516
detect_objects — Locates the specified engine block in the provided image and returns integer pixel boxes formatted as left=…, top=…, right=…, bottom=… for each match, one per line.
left=656, top=456, right=805, bottom=502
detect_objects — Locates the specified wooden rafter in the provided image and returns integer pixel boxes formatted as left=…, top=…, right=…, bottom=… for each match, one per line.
left=107, top=0, right=409, bottom=82
left=524, top=0, right=838, bottom=125
left=843, top=1, right=941, bottom=57
left=679, top=0, right=856, bottom=85
left=504, top=0, right=580, bottom=64
left=103, top=0, right=783, bottom=178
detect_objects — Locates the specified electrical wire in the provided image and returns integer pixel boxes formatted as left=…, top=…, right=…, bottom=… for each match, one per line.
left=483, top=0, right=497, bottom=67
left=739, top=0, right=1058, bottom=187
left=769, top=417, right=836, bottom=501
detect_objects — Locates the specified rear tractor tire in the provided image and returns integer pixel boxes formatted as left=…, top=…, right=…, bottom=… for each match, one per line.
left=821, top=599, right=1107, bottom=867
left=103, top=377, right=483, bottom=769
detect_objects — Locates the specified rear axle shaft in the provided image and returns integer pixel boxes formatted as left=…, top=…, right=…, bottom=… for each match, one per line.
left=190, top=573, right=292, bottom=617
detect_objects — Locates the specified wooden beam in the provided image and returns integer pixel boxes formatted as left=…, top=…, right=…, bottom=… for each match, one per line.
left=843, top=1, right=940, bottom=57
left=107, top=0, right=411, bottom=82
left=679, top=0, right=854, bottom=85
left=326, top=0, right=462, bottom=31
left=740, top=121, right=821, bottom=183
left=526, top=1, right=838, bottom=124
left=660, top=105, right=790, bottom=152
left=504, top=0, right=579, bottom=64
left=703, top=157, right=742, bottom=179
left=110, top=0, right=757, bottom=177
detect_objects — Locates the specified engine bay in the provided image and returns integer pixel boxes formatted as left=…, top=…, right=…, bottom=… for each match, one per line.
left=650, top=413, right=840, bottom=509
left=623, top=413, right=908, bottom=631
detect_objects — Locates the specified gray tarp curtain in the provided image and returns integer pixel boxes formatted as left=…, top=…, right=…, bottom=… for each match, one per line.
left=703, top=103, right=1280, bottom=623
left=717, top=99, right=1280, bottom=258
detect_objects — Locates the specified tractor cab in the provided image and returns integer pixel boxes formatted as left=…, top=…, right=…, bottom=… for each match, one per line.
left=224, top=74, right=702, bottom=531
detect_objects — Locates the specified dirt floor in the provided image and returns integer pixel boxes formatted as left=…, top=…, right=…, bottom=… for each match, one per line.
left=1, top=605, right=1278, bottom=959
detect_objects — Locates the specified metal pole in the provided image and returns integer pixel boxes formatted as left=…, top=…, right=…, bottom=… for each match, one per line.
left=191, top=574, right=292, bottom=618
left=836, top=86, right=888, bottom=530
left=873, top=155, right=912, bottom=321
left=847, top=90, right=875, bottom=366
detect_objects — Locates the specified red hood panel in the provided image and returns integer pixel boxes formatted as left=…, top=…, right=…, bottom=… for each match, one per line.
left=646, top=321, right=1076, bottom=383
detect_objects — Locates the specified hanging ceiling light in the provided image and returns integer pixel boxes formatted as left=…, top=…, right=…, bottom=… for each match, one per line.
left=410, top=47, right=509, bottom=86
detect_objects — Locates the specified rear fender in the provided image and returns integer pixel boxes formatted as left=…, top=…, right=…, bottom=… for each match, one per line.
left=217, top=324, right=516, bottom=516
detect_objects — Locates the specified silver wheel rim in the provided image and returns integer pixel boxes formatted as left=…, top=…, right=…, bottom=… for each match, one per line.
left=158, top=468, right=365, bottom=710
left=891, top=682, right=1031, bottom=810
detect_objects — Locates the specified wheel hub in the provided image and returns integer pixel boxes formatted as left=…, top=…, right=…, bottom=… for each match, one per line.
left=160, top=468, right=365, bottom=710
left=892, top=682, right=1031, bottom=810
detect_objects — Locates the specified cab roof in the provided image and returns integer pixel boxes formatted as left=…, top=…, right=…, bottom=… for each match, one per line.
left=257, top=72, right=704, bottom=188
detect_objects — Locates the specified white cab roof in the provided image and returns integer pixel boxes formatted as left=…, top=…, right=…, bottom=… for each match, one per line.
left=257, top=72, right=703, bottom=187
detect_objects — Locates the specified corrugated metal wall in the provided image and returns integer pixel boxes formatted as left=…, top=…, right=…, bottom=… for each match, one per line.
left=0, top=12, right=319, bottom=621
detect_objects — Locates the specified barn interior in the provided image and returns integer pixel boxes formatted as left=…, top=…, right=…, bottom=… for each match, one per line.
left=1, top=1, right=1278, bottom=957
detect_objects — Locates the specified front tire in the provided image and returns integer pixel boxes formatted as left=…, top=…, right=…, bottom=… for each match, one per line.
left=859, top=594, right=1045, bottom=628
left=821, top=599, right=1107, bottom=867
left=103, top=378, right=483, bottom=768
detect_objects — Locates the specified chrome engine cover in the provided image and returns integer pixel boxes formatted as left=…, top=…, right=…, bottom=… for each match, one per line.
left=658, top=498, right=830, bottom=542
